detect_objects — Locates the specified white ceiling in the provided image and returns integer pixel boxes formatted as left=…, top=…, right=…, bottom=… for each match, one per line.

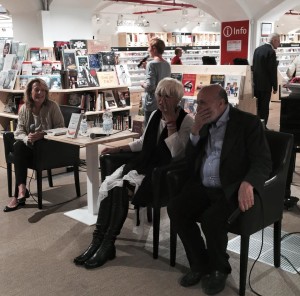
left=1, top=0, right=300, bottom=34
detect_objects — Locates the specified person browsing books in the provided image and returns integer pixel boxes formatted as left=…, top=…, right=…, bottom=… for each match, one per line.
left=171, top=47, right=183, bottom=65
left=73, top=77, right=194, bottom=269
left=3, top=78, right=65, bottom=212
left=167, top=84, right=272, bottom=295
left=141, top=37, right=171, bottom=125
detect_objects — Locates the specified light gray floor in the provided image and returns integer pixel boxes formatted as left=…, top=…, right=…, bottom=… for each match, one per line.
left=0, top=101, right=299, bottom=296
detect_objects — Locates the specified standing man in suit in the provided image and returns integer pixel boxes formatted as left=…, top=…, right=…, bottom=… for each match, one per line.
left=167, top=84, right=271, bottom=295
left=252, top=33, right=280, bottom=129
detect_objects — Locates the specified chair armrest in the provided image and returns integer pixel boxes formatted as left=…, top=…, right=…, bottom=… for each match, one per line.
left=151, top=160, right=187, bottom=207
left=100, top=151, right=139, bottom=181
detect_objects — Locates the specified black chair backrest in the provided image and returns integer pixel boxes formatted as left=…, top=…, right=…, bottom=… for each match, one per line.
left=265, top=130, right=294, bottom=178
left=3, top=132, right=15, bottom=162
left=59, top=105, right=82, bottom=127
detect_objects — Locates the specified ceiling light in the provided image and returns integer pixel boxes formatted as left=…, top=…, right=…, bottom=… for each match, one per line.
left=156, top=8, right=162, bottom=14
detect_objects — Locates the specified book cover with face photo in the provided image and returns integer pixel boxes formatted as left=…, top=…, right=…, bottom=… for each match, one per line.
left=194, top=74, right=211, bottom=95
left=98, top=51, right=115, bottom=71
left=224, top=75, right=244, bottom=106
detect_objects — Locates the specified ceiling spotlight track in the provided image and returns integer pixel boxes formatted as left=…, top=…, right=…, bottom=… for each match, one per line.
left=133, top=8, right=183, bottom=14
left=106, top=0, right=196, bottom=9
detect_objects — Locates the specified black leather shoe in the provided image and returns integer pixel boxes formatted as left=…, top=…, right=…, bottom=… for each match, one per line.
left=74, top=242, right=102, bottom=266
left=201, top=271, right=228, bottom=295
left=17, top=189, right=30, bottom=204
left=180, top=271, right=203, bottom=287
left=84, top=242, right=116, bottom=269
left=3, top=201, right=25, bottom=212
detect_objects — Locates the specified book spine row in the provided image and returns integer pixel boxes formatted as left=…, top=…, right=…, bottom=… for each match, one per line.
left=112, top=114, right=131, bottom=131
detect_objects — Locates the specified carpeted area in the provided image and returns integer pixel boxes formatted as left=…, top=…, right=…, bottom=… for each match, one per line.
left=227, top=227, right=300, bottom=274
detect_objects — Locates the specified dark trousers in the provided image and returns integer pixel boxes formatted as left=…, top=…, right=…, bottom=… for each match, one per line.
left=167, top=179, right=232, bottom=274
left=13, top=140, right=33, bottom=186
left=255, top=89, right=271, bottom=126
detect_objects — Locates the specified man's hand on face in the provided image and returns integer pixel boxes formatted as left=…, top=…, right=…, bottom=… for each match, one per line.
left=191, top=108, right=213, bottom=135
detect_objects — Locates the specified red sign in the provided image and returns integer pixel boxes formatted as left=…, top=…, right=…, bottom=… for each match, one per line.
left=221, top=20, right=249, bottom=65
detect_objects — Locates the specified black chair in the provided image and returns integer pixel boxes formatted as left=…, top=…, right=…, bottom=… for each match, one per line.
left=166, top=130, right=294, bottom=296
left=100, top=152, right=184, bottom=260
left=233, top=58, right=249, bottom=65
left=3, top=105, right=82, bottom=209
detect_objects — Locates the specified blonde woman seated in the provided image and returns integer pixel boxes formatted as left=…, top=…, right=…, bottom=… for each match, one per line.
left=74, top=77, right=194, bottom=269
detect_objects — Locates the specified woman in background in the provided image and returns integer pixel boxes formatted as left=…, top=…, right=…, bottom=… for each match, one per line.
left=141, top=37, right=171, bottom=125
left=3, top=78, right=65, bottom=212
left=74, top=77, right=194, bottom=269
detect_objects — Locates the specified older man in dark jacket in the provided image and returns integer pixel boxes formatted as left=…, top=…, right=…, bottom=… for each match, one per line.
left=252, top=33, right=280, bottom=129
left=168, top=84, right=272, bottom=295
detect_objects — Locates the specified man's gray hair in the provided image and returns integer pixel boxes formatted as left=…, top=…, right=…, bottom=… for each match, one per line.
left=268, top=33, right=280, bottom=43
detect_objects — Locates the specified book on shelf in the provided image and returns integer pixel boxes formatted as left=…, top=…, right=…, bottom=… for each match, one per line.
left=53, top=41, right=70, bottom=61
left=51, top=61, right=62, bottom=74
left=194, top=74, right=211, bottom=95
left=3, top=41, right=11, bottom=57
left=88, top=53, right=101, bottom=71
left=77, top=66, right=100, bottom=88
left=224, top=75, right=244, bottom=106
left=3, top=54, right=17, bottom=71
left=104, top=90, right=118, bottom=109
left=67, top=93, right=82, bottom=106
left=132, top=115, right=144, bottom=137
left=0, top=40, right=6, bottom=56
left=66, top=112, right=83, bottom=138
left=41, top=60, right=52, bottom=75
left=39, top=76, right=51, bottom=88
left=28, top=47, right=40, bottom=61
left=10, top=41, right=20, bottom=55
left=62, top=49, right=77, bottom=71
left=21, top=61, right=32, bottom=75
left=96, top=70, right=119, bottom=88
left=0, top=56, right=4, bottom=71
left=69, top=39, right=88, bottom=56
left=40, top=47, right=55, bottom=61
left=0, top=69, right=18, bottom=90
left=115, top=64, right=131, bottom=86
left=171, top=72, right=183, bottom=82
left=50, top=75, right=62, bottom=90
left=13, top=56, right=24, bottom=73
left=61, top=69, right=78, bottom=89
left=31, top=61, right=42, bottom=75
left=87, top=39, right=108, bottom=54
left=75, top=55, right=89, bottom=68
left=16, top=75, right=32, bottom=90
left=210, top=74, right=225, bottom=87
left=181, top=97, right=197, bottom=116
left=182, top=73, right=197, bottom=96
left=17, top=43, right=28, bottom=59
left=98, top=51, right=115, bottom=71
left=95, top=93, right=103, bottom=111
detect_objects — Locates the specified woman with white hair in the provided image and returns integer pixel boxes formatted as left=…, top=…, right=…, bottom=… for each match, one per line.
left=74, top=77, right=193, bottom=269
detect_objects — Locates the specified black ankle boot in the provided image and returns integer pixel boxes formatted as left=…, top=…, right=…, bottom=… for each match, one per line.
left=73, top=240, right=102, bottom=265
left=74, top=194, right=113, bottom=266
left=84, top=240, right=116, bottom=269
left=84, top=186, right=129, bottom=269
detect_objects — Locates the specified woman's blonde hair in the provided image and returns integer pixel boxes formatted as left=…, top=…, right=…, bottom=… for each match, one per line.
left=149, top=37, right=166, bottom=55
left=155, top=77, right=184, bottom=101
left=25, top=78, right=50, bottom=109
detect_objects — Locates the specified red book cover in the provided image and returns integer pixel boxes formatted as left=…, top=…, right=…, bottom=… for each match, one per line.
left=182, top=74, right=196, bottom=96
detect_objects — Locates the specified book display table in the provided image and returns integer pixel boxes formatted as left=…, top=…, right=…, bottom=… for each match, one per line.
left=45, top=129, right=139, bottom=225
